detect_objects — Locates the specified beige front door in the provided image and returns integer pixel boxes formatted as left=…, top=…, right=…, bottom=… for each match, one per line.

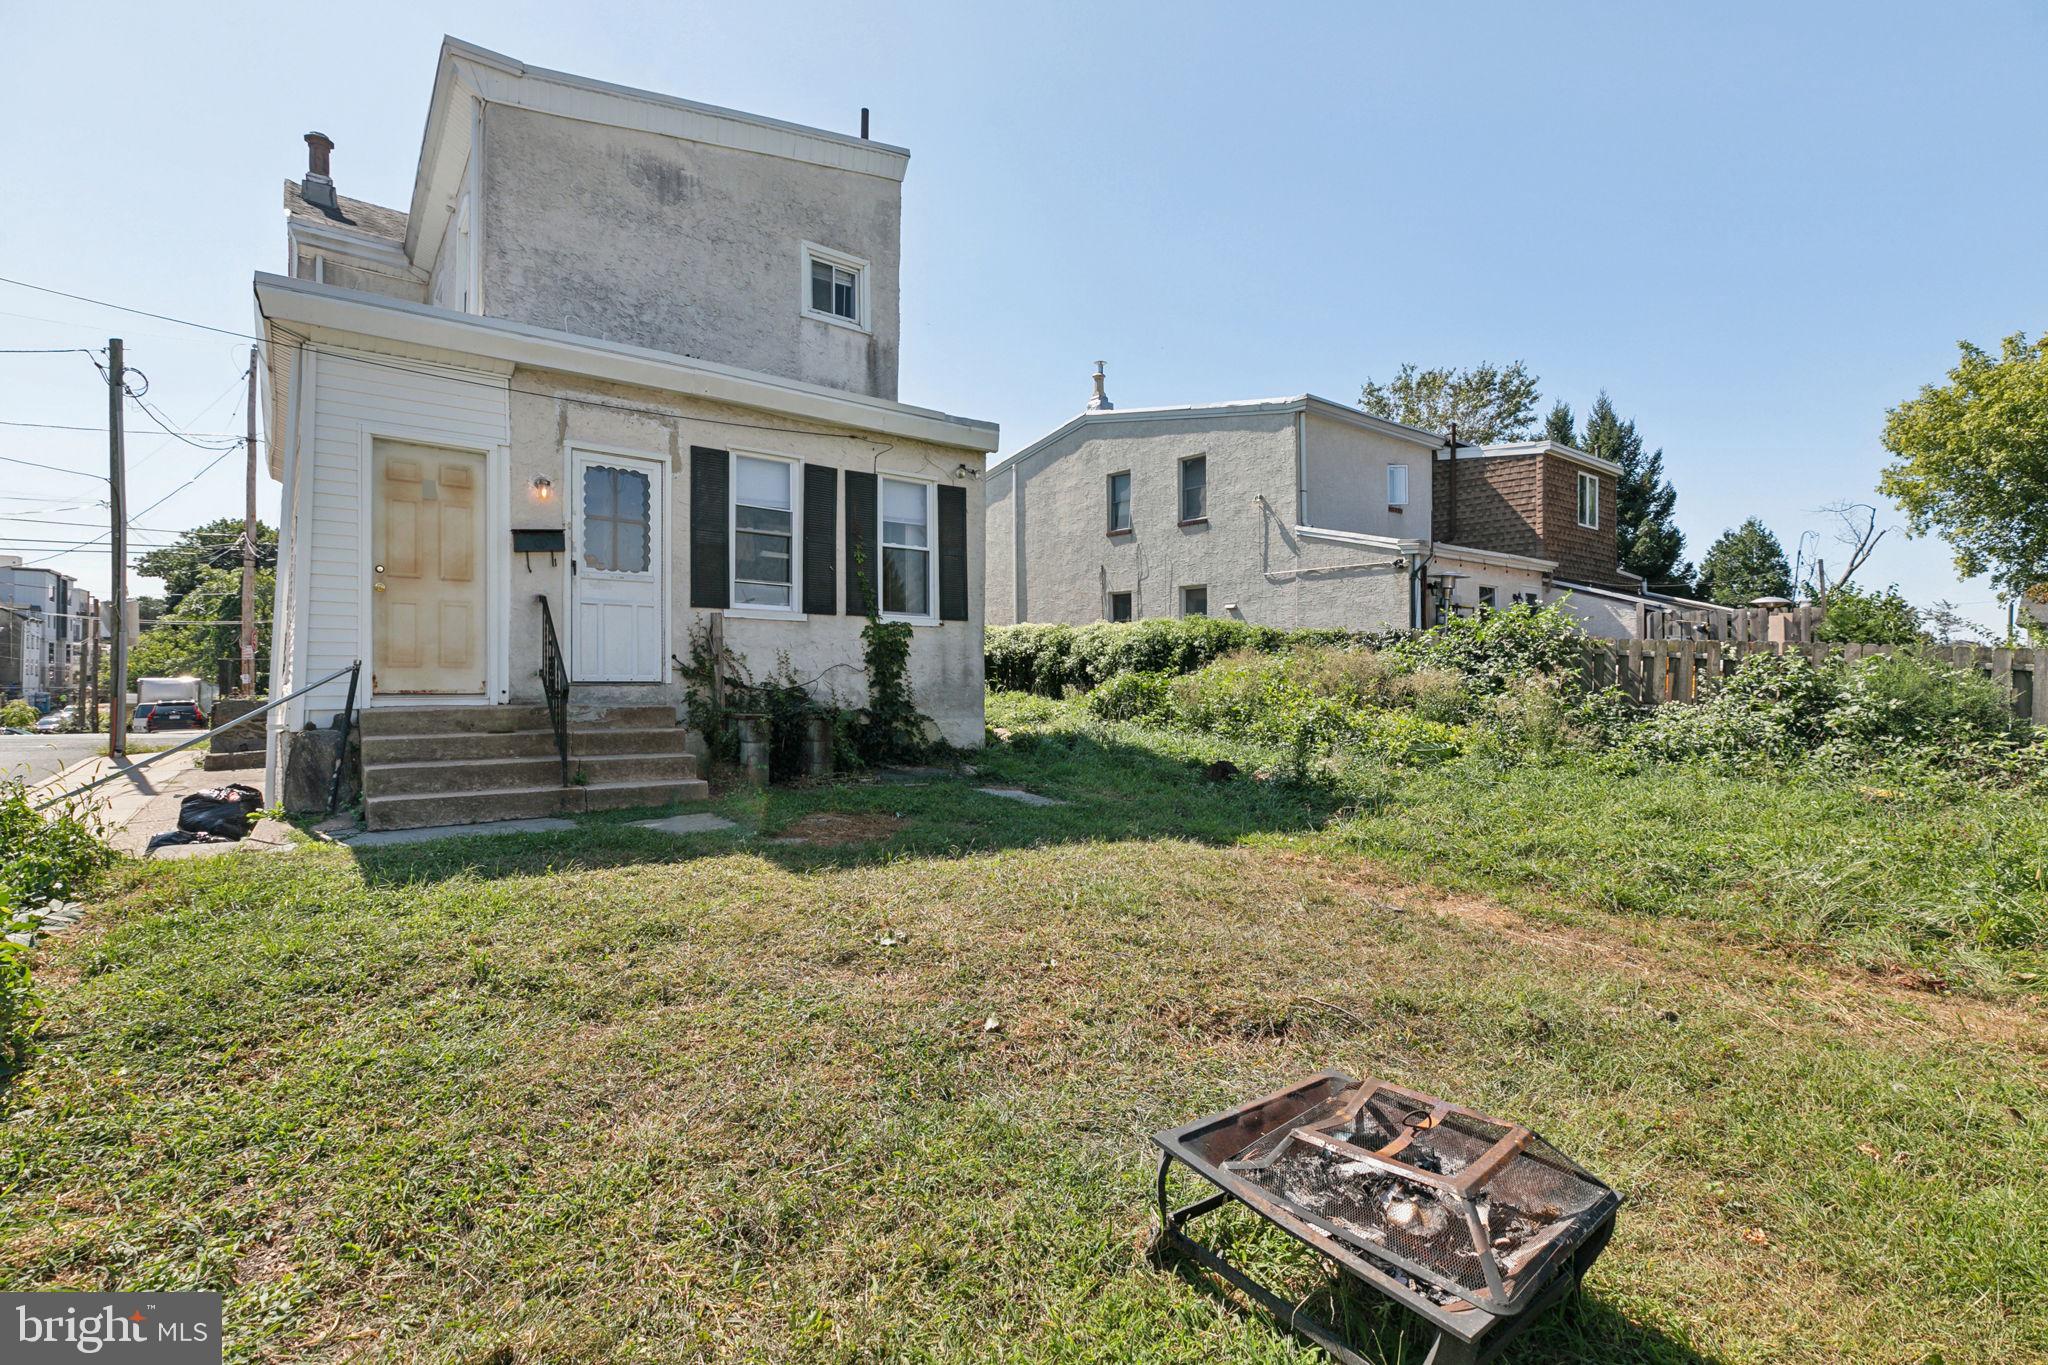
left=371, top=440, right=486, bottom=695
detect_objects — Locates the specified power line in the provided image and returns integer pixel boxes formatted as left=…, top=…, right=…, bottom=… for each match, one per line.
left=0, top=276, right=260, bottom=342
left=0, top=419, right=245, bottom=437
left=0, top=452, right=104, bottom=480
left=0, top=347, right=97, bottom=356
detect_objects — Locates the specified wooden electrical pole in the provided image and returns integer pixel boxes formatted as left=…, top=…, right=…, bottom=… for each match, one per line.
left=241, top=345, right=258, bottom=696
left=107, top=337, right=128, bottom=758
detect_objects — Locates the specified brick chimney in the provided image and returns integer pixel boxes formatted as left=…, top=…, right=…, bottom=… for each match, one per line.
left=301, top=132, right=338, bottom=212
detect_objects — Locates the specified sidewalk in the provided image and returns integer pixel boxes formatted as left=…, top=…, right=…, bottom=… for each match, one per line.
left=33, top=750, right=293, bottom=860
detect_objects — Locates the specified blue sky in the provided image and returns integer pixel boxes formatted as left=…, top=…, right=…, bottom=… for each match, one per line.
left=2, top=0, right=2041, bottom=626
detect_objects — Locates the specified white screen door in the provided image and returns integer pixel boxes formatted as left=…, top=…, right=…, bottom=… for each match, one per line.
left=571, top=450, right=663, bottom=682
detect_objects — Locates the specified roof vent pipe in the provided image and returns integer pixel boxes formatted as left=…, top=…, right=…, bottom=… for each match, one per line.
left=302, top=132, right=338, bottom=211
left=860, top=107, right=870, bottom=139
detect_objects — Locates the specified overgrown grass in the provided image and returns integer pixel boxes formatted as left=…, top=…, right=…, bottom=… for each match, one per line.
left=0, top=715, right=2042, bottom=1362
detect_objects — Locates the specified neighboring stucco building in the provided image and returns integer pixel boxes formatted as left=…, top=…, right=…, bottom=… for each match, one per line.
left=260, top=39, right=996, bottom=827
left=987, top=377, right=1723, bottom=639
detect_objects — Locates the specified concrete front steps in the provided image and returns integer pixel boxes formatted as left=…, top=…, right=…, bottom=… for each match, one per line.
left=359, top=703, right=708, bottom=831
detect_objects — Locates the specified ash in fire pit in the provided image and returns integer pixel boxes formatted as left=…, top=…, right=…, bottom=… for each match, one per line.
left=1153, top=1072, right=1621, bottom=1365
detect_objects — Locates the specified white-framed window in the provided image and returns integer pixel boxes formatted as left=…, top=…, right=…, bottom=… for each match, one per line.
left=880, top=475, right=936, bottom=619
left=801, top=241, right=868, bottom=330
left=1181, top=584, right=1208, bottom=617
left=732, top=453, right=798, bottom=609
left=1478, top=585, right=1497, bottom=612
left=1577, top=471, right=1600, bottom=529
left=1387, top=462, right=1409, bottom=509
left=1107, top=470, right=1132, bottom=533
left=1108, top=591, right=1133, bottom=622
left=1180, top=455, right=1207, bottom=523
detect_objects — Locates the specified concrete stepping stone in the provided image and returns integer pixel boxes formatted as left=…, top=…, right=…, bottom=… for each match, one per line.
left=632, top=813, right=738, bottom=836
left=977, top=786, right=1066, bottom=807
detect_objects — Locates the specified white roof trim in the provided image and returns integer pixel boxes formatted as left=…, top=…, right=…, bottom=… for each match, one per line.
left=407, top=36, right=909, bottom=263
left=1445, top=439, right=1624, bottom=478
left=254, top=273, right=997, bottom=452
left=995, top=393, right=1446, bottom=472
left=287, top=218, right=423, bottom=278
left=1429, top=541, right=1560, bottom=574
left=1294, top=524, right=1425, bottom=555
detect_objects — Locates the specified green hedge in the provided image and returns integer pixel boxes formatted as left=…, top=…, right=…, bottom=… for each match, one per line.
left=984, top=618, right=1361, bottom=696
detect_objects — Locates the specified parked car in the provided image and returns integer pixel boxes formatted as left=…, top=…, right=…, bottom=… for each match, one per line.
left=32, top=708, right=74, bottom=734
left=144, top=701, right=207, bottom=732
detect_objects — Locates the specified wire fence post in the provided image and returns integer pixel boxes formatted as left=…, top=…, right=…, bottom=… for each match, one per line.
left=325, top=661, right=361, bottom=817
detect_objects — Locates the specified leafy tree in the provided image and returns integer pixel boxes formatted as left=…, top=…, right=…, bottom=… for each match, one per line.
left=134, top=518, right=276, bottom=615
left=125, top=566, right=272, bottom=688
left=1813, top=582, right=1921, bottom=644
left=1879, top=332, right=2048, bottom=598
left=1359, top=361, right=1541, bottom=444
left=1577, top=393, right=1692, bottom=591
left=1696, top=518, right=1793, bottom=605
left=0, top=700, right=37, bottom=728
left=1543, top=401, right=1577, bottom=446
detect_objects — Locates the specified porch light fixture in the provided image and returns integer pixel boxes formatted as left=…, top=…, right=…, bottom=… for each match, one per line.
left=530, top=475, right=554, bottom=501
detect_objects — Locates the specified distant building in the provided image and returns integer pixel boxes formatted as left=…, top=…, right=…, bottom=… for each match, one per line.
left=0, top=556, right=91, bottom=704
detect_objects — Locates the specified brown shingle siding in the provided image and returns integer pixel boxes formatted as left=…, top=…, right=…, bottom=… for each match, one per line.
left=1432, top=449, right=1635, bottom=589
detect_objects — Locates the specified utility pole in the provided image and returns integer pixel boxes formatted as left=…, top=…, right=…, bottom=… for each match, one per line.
left=107, top=337, right=128, bottom=758
left=240, top=345, right=258, bottom=696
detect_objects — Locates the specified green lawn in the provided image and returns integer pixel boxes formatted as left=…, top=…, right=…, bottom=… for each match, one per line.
left=1, top=697, right=2042, bottom=1362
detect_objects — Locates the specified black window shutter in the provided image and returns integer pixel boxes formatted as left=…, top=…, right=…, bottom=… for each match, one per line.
left=844, top=469, right=878, bottom=616
left=689, top=446, right=730, bottom=610
left=937, top=484, right=969, bottom=622
left=801, top=463, right=837, bottom=615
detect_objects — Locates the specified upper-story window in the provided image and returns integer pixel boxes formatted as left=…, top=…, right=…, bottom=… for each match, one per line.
left=802, top=242, right=868, bottom=330
left=1387, top=463, right=1410, bottom=509
left=1576, top=471, right=1600, bottom=529
left=1107, top=471, right=1133, bottom=533
left=1180, top=456, right=1207, bottom=523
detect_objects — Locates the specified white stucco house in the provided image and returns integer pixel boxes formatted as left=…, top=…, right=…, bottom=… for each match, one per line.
left=258, top=38, right=997, bottom=827
left=987, top=372, right=1727, bottom=639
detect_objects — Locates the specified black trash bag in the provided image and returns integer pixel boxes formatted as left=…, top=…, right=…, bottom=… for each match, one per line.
left=178, top=783, right=264, bottom=841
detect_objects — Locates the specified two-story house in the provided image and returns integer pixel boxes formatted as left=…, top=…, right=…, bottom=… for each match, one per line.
left=987, top=374, right=1715, bottom=638
left=259, top=38, right=997, bottom=828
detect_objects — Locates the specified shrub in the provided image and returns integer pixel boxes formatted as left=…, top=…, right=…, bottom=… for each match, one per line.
left=1086, top=670, right=1175, bottom=724
left=1387, top=602, right=1587, bottom=693
left=0, top=782, right=115, bottom=1088
left=1815, top=583, right=1922, bottom=645
left=0, top=700, right=37, bottom=729
left=985, top=618, right=1356, bottom=695
left=1826, top=651, right=2017, bottom=748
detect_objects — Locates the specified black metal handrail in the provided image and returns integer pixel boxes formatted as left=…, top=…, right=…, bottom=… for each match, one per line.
left=537, top=594, right=570, bottom=785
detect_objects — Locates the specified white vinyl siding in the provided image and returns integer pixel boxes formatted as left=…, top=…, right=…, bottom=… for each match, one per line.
left=292, top=348, right=510, bottom=725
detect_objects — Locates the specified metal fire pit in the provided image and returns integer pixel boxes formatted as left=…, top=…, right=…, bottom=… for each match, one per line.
left=1152, top=1071, right=1620, bottom=1365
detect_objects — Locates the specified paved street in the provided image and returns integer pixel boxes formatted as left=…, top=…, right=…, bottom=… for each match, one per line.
left=1, top=729, right=164, bottom=789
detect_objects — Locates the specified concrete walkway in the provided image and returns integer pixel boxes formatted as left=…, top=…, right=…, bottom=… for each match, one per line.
left=34, top=752, right=292, bottom=860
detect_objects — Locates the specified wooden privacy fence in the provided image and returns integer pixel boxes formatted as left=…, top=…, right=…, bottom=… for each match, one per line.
left=1643, top=603, right=1824, bottom=643
left=1583, top=640, right=2048, bottom=724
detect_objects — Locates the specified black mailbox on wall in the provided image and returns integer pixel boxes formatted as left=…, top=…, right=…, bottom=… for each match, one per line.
left=513, top=528, right=567, bottom=570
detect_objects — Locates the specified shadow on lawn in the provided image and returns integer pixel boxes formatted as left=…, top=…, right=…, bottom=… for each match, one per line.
left=1164, top=1242, right=1719, bottom=1365
left=340, top=728, right=1351, bottom=888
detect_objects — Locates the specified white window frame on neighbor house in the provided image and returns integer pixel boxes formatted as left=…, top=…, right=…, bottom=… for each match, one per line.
left=1577, top=470, right=1600, bottom=529
left=878, top=473, right=938, bottom=624
left=800, top=241, right=869, bottom=332
left=1179, top=454, right=1207, bottom=524
left=1387, top=462, right=1410, bottom=510
left=1180, top=584, right=1208, bottom=617
left=730, top=450, right=802, bottom=617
